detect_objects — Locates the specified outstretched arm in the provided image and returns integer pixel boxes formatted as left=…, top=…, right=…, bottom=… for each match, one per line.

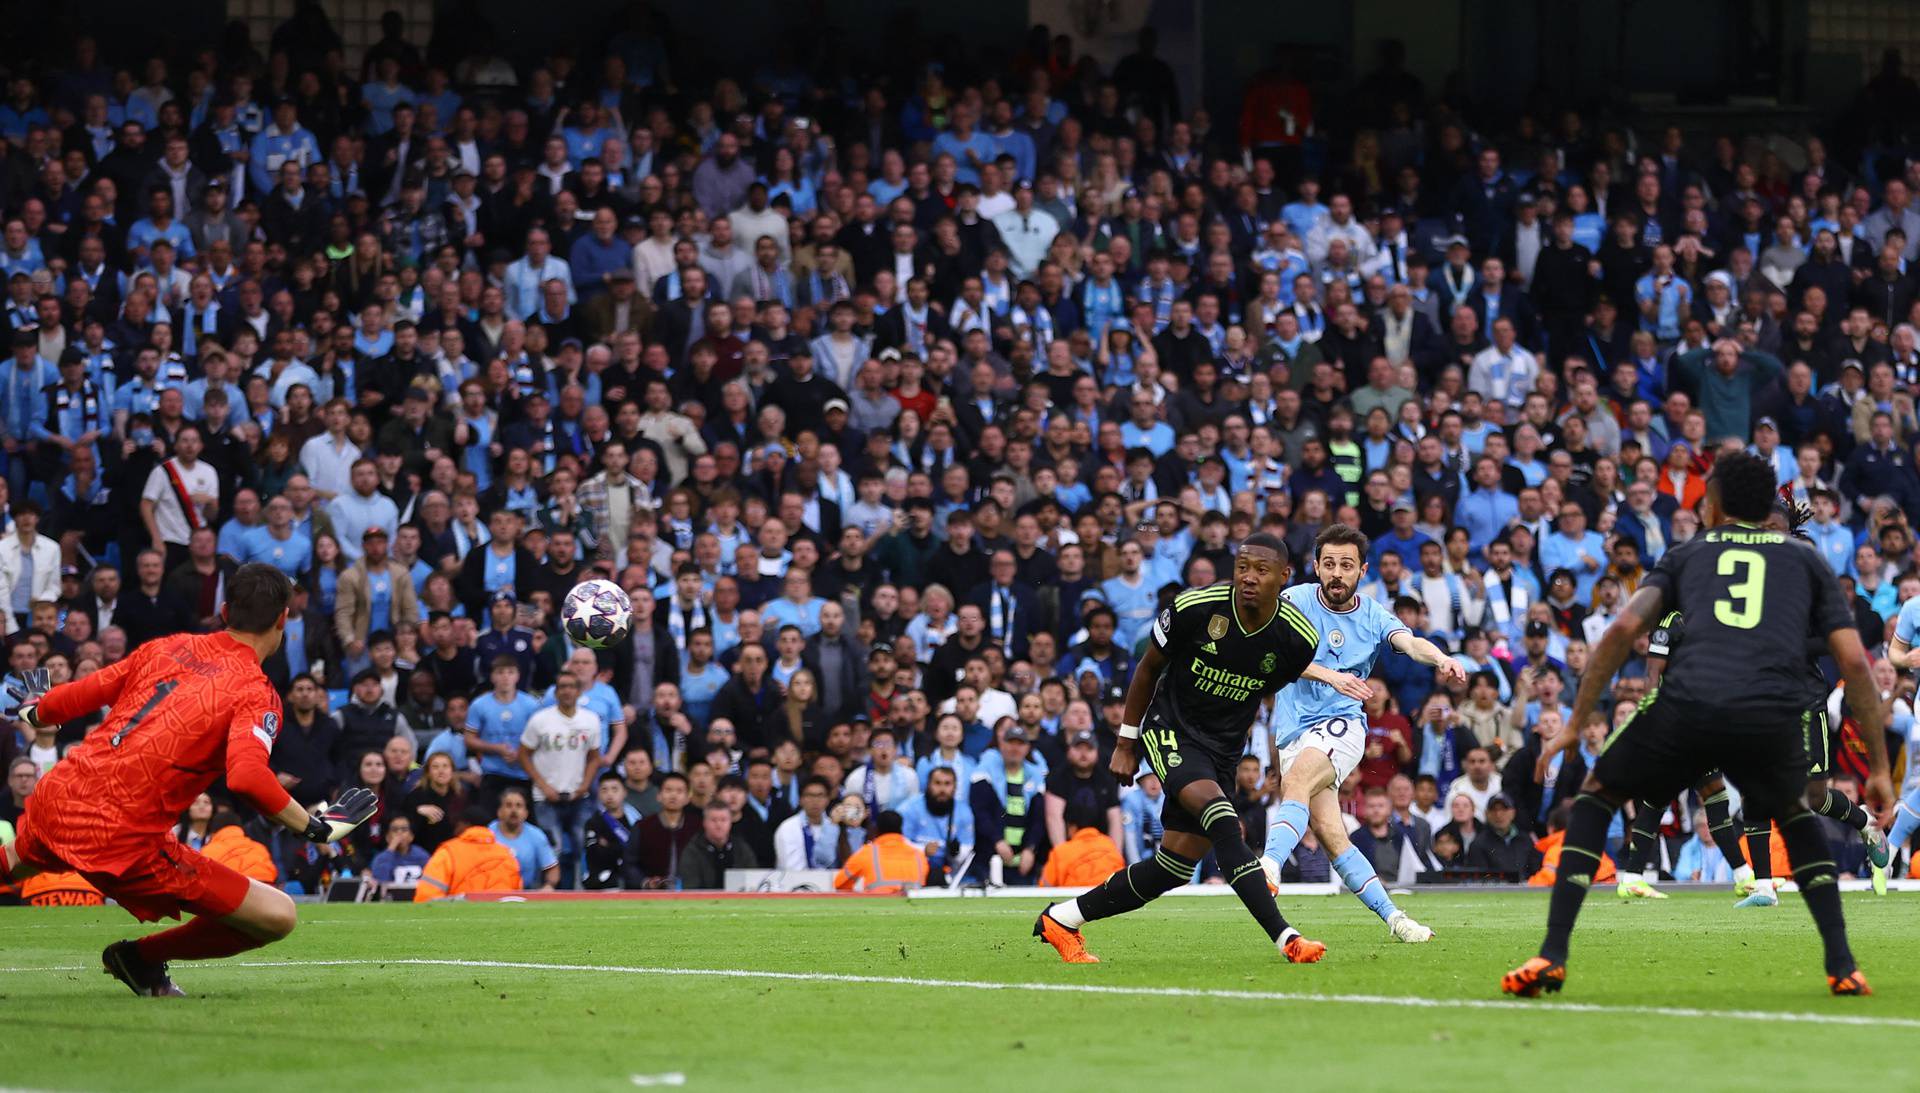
left=1389, top=630, right=1468, bottom=688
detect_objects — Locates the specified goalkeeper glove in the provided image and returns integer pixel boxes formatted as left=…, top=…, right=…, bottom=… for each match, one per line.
left=303, top=786, right=379, bottom=843
left=4, top=667, right=51, bottom=728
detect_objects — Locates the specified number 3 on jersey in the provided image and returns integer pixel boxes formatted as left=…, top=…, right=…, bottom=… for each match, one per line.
left=1714, top=549, right=1767, bottom=630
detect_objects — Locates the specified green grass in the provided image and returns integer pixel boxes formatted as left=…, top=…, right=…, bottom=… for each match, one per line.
left=5, top=890, right=1920, bottom=1092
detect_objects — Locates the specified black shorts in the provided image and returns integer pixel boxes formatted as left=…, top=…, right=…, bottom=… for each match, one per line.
left=1804, top=707, right=1836, bottom=777
left=1593, top=694, right=1811, bottom=821
left=1139, top=716, right=1239, bottom=838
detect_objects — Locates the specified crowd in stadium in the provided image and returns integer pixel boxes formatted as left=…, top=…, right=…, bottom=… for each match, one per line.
left=0, top=4, right=1917, bottom=903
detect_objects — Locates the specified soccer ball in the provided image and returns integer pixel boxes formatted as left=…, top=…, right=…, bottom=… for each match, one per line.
left=561, top=579, right=633, bottom=649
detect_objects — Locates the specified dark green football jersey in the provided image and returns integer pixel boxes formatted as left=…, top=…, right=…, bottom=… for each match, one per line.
left=1146, top=582, right=1318, bottom=753
left=1641, top=526, right=1851, bottom=718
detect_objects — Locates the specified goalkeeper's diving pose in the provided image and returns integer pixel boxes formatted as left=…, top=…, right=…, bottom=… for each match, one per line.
left=0, top=563, right=378, bottom=996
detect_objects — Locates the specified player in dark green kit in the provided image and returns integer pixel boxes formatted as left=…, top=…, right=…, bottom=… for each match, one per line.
left=1033, top=533, right=1369, bottom=965
left=1505, top=451, right=1893, bottom=998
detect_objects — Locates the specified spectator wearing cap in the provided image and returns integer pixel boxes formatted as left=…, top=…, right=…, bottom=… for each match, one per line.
left=32, top=347, right=110, bottom=481
left=1748, top=415, right=1795, bottom=485
left=1368, top=499, right=1431, bottom=573
left=475, top=591, right=538, bottom=683
left=1043, top=728, right=1124, bottom=856
left=990, top=180, right=1058, bottom=281
left=969, top=723, right=1046, bottom=884
left=1463, top=792, right=1530, bottom=875
left=336, top=666, right=416, bottom=783
left=335, top=522, right=420, bottom=669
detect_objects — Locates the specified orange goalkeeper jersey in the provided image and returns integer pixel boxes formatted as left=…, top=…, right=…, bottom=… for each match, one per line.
left=26, top=632, right=291, bottom=871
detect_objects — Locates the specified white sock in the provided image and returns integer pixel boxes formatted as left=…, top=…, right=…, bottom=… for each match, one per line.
left=1049, top=900, right=1086, bottom=930
left=1277, top=927, right=1299, bottom=949
left=1616, top=870, right=1641, bottom=885
left=1733, top=863, right=1754, bottom=885
left=1753, top=877, right=1776, bottom=895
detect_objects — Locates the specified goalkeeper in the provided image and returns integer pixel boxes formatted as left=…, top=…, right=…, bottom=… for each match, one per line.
left=0, top=564, right=378, bottom=997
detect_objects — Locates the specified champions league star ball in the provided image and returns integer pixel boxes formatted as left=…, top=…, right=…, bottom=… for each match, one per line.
left=562, top=579, right=633, bottom=649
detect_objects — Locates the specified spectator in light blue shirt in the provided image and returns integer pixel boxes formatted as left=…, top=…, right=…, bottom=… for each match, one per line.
left=1633, top=245, right=1691, bottom=343
left=502, top=230, right=574, bottom=320
left=931, top=104, right=997, bottom=186
left=895, top=766, right=975, bottom=879
left=1456, top=457, right=1519, bottom=562
left=1538, top=502, right=1608, bottom=603
left=1119, top=392, right=1175, bottom=457
left=760, top=569, right=828, bottom=637
left=1802, top=492, right=1855, bottom=578
left=125, top=188, right=195, bottom=262
left=326, top=459, right=400, bottom=563
left=247, top=101, right=320, bottom=197
left=1120, top=774, right=1170, bottom=864
left=0, top=334, right=56, bottom=455
left=359, top=59, right=415, bottom=136
left=241, top=495, right=313, bottom=578
left=491, top=787, right=559, bottom=890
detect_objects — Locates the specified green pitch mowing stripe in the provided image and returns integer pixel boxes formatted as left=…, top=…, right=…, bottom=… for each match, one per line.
left=8, top=956, right=1917, bottom=1030
left=7, top=895, right=1919, bottom=1092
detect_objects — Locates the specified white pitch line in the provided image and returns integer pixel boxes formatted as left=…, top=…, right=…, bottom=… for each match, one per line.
left=169, top=957, right=1920, bottom=1029
left=5, top=956, right=1912, bottom=1029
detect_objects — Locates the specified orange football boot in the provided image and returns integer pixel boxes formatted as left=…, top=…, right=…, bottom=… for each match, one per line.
left=1033, top=910, right=1100, bottom=964
left=1501, top=956, right=1567, bottom=997
left=1829, top=970, right=1872, bottom=996
left=1281, top=933, right=1327, bottom=963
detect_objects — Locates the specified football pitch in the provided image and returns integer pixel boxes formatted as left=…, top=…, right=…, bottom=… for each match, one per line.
left=6, top=891, right=1920, bottom=1092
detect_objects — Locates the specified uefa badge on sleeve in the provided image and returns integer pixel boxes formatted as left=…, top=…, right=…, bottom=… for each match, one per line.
left=1208, top=615, right=1228, bottom=641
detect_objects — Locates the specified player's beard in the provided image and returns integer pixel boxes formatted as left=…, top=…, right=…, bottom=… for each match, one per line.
left=1320, top=577, right=1355, bottom=608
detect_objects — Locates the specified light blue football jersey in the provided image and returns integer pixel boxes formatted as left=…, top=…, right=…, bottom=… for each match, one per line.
left=1270, top=582, right=1410, bottom=747
left=1897, top=596, right=1920, bottom=648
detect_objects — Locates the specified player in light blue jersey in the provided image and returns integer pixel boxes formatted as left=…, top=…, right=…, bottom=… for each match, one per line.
left=1881, top=596, right=1920, bottom=863
left=1261, top=524, right=1464, bottom=944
